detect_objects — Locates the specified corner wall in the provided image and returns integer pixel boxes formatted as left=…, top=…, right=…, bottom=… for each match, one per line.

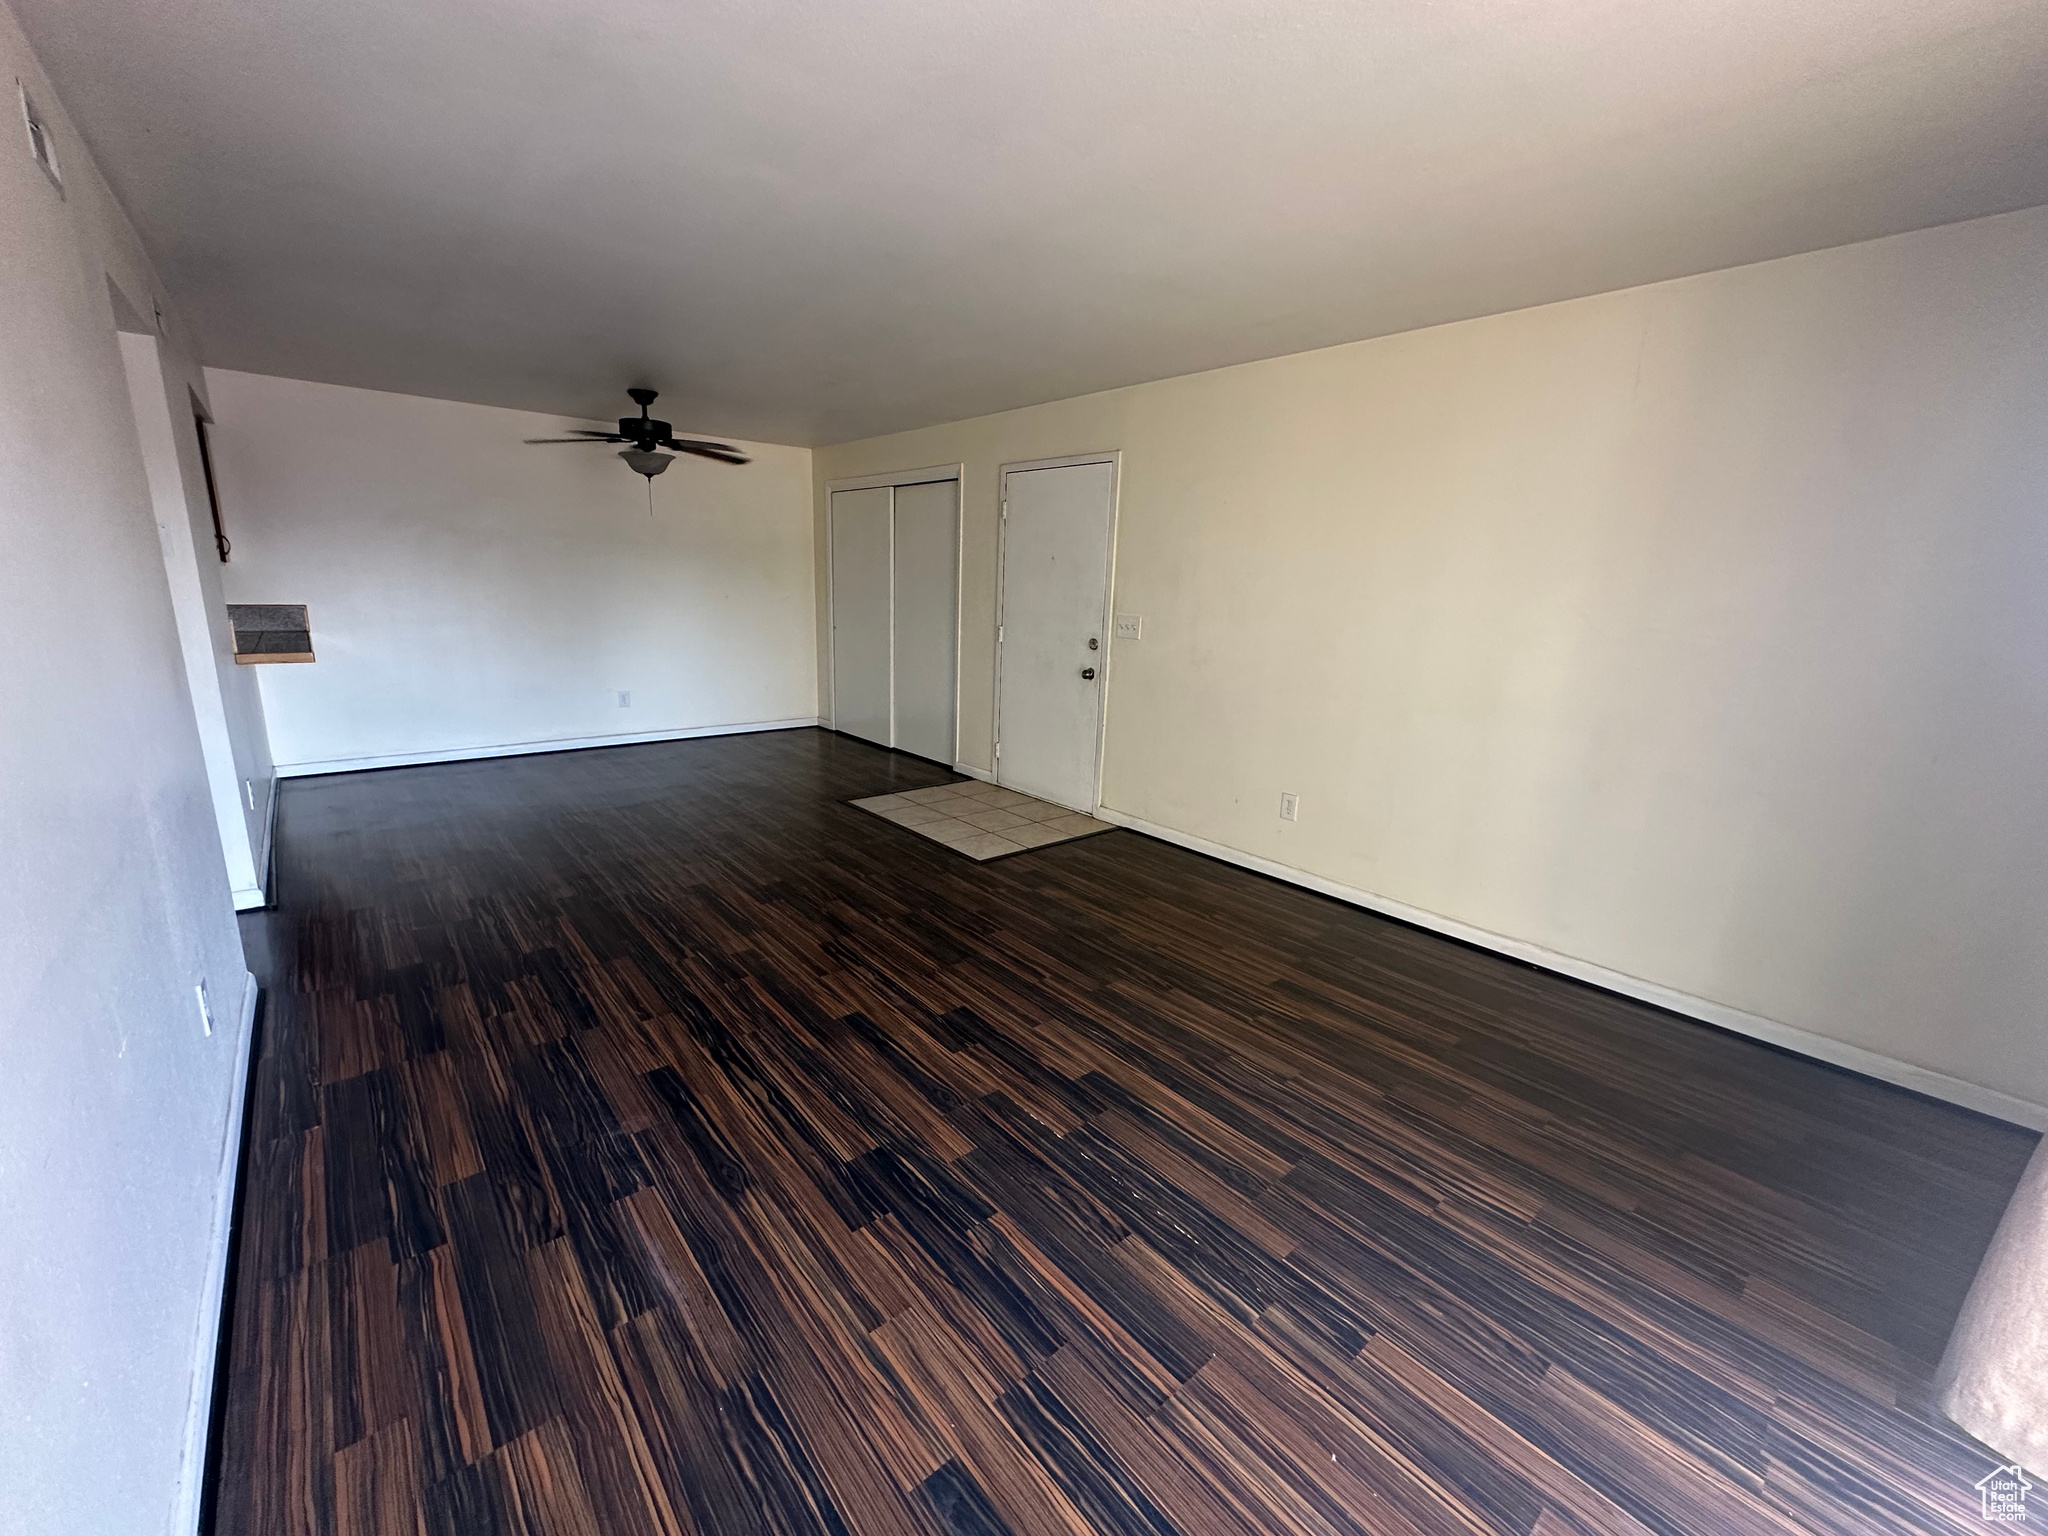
left=813, top=204, right=2048, bottom=1122
left=201, top=370, right=818, bottom=774
left=0, top=5, right=257, bottom=1531
left=119, top=331, right=275, bottom=907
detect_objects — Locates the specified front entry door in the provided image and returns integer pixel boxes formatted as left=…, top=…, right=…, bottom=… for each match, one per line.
left=995, top=460, right=1115, bottom=811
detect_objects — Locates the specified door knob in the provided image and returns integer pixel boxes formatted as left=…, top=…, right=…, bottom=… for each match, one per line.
left=1081, top=667, right=1096, bottom=680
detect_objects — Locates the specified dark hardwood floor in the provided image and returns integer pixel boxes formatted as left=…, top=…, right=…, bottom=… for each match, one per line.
left=217, top=727, right=2037, bottom=1536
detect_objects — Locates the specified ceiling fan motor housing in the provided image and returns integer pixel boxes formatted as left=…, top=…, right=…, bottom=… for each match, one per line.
left=619, top=414, right=673, bottom=445
left=521, top=388, right=749, bottom=470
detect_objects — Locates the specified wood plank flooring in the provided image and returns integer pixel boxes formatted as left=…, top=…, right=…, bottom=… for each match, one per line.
left=216, top=727, right=2039, bottom=1536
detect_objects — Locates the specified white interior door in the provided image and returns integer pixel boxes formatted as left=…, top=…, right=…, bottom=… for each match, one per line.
left=996, top=460, right=1115, bottom=810
left=889, top=480, right=959, bottom=765
left=829, top=486, right=892, bottom=747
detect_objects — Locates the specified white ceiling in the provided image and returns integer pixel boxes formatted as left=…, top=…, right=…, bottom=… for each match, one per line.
left=17, top=0, right=2048, bottom=445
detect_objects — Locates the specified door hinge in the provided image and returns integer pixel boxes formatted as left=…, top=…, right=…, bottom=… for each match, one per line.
left=997, top=624, right=1004, bottom=643
left=994, top=742, right=1002, bottom=759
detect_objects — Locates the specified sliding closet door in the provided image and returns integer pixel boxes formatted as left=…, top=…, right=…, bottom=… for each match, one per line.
left=829, top=487, right=892, bottom=747
left=890, top=480, right=959, bottom=765
left=830, top=475, right=960, bottom=761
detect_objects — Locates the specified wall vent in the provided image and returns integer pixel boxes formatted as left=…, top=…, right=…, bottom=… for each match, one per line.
left=228, top=604, right=315, bottom=664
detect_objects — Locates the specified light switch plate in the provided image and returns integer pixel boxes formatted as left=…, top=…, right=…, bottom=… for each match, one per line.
left=1114, top=614, right=1143, bottom=640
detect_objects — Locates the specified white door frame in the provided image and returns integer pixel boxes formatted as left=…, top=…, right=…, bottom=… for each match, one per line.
left=827, top=463, right=963, bottom=493
left=825, top=465, right=965, bottom=761
left=993, top=451, right=1122, bottom=814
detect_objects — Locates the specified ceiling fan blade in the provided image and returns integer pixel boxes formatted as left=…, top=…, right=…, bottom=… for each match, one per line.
left=663, top=438, right=750, bottom=464
left=522, top=435, right=627, bottom=444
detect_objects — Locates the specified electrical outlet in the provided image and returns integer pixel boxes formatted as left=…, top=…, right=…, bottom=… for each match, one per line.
left=1279, top=792, right=1300, bottom=822
left=1114, top=614, right=1143, bottom=640
left=195, top=979, right=214, bottom=1036
left=616, top=690, right=631, bottom=707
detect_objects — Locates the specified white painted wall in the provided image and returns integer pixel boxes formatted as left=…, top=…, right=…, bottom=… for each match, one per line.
left=814, top=205, right=2048, bottom=1121
left=200, top=371, right=818, bottom=773
left=0, top=7, right=257, bottom=1533
left=119, top=331, right=274, bottom=906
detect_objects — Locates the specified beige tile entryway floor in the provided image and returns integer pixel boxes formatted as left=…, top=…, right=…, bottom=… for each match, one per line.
left=850, top=780, right=1115, bottom=860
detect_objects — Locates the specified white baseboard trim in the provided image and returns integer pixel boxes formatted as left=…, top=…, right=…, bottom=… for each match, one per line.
left=173, top=969, right=260, bottom=1534
left=274, top=717, right=822, bottom=778
left=950, top=761, right=997, bottom=783
left=1093, top=806, right=2048, bottom=1133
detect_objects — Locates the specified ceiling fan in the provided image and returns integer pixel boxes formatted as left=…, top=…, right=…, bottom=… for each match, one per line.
left=524, top=388, right=749, bottom=480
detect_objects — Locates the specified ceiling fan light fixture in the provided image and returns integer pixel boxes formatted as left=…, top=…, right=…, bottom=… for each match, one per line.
left=619, top=448, right=675, bottom=479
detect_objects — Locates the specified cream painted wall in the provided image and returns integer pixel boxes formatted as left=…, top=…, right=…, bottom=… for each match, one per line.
left=0, top=5, right=256, bottom=1532
left=814, top=205, right=2048, bottom=1118
left=119, top=331, right=274, bottom=905
left=202, top=370, right=817, bottom=772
